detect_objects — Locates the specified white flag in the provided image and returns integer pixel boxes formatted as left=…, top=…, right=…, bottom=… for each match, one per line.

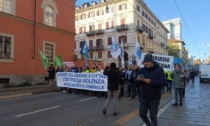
left=111, top=36, right=121, bottom=59
left=120, top=39, right=125, bottom=68
left=134, top=39, right=142, bottom=67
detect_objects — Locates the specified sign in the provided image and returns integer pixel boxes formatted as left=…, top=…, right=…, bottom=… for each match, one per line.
left=140, top=53, right=174, bottom=71
left=63, top=62, right=74, bottom=67
left=56, top=72, right=108, bottom=92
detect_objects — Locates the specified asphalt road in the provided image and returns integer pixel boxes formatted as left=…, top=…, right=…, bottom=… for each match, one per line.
left=0, top=91, right=143, bottom=126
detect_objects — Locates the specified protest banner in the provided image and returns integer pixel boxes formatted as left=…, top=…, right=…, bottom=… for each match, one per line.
left=63, top=62, right=74, bottom=67
left=140, top=53, right=174, bottom=71
left=56, top=72, right=108, bottom=91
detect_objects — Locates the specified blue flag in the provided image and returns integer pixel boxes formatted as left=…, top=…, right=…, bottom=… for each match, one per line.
left=111, top=36, right=121, bottom=59
left=80, top=40, right=89, bottom=59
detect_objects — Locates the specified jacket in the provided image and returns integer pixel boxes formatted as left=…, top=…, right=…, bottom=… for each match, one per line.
left=137, top=62, right=167, bottom=100
left=103, top=67, right=121, bottom=91
left=172, top=70, right=185, bottom=88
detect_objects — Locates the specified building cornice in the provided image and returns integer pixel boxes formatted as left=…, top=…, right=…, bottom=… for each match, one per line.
left=76, top=0, right=126, bottom=13
left=0, top=12, right=75, bottom=35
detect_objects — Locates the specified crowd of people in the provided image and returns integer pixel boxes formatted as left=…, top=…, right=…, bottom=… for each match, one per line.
left=47, top=54, right=199, bottom=126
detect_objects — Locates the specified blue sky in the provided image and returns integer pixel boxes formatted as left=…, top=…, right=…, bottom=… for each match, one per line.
left=76, top=0, right=210, bottom=61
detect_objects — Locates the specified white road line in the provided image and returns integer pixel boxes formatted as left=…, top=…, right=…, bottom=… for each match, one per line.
left=14, top=106, right=60, bottom=118
left=79, top=97, right=96, bottom=102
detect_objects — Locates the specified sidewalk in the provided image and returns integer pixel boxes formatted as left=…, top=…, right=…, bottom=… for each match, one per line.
left=158, top=81, right=210, bottom=126
left=0, top=84, right=56, bottom=100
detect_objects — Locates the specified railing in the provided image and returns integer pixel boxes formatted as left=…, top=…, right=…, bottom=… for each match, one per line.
left=95, top=29, right=104, bottom=35
left=94, top=45, right=104, bottom=50
left=86, top=31, right=94, bottom=36
left=148, top=33, right=154, bottom=39
left=116, top=25, right=128, bottom=31
left=136, top=26, right=143, bottom=33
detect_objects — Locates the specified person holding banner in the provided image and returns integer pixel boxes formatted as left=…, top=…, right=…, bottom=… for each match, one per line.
left=103, top=62, right=121, bottom=116
left=136, top=54, right=167, bottom=126
left=48, top=64, right=55, bottom=87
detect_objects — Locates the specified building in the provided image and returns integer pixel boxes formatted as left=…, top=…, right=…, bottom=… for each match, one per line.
left=162, top=18, right=182, bottom=40
left=75, top=0, right=169, bottom=66
left=0, top=0, right=75, bottom=85
left=168, top=39, right=188, bottom=65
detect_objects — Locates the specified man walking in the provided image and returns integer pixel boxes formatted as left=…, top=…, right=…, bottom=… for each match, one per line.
left=103, top=62, right=121, bottom=115
left=136, top=54, right=167, bottom=126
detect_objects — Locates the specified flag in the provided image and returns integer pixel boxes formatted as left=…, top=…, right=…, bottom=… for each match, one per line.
left=120, top=39, right=125, bottom=68
left=55, top=55, right=63, bottom=67
left=39, top=50, right=49, bottom=69
left=111, top=36, right=121, bottom=59
left=80, top=40, right=89, bottom=59
left=173, top=57, right=184, bottom=64
left=134, top=39, right=142, bottom=67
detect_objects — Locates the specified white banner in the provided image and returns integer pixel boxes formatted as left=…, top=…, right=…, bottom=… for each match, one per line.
left=140, top=53, right=174, bottom=71
left=56, top=72, right=108, bottom=92
left=63, top=62, right=74, bottom=67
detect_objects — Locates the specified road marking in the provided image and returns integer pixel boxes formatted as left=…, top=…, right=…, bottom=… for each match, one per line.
left=79, top=97, right=96, bottom=102
left=115, top=109, right=139, bottom=125
left=14, top=106, right=60, bottom=118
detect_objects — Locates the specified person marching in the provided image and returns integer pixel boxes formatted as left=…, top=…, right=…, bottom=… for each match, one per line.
left=103, top=62, right=121, bottom=116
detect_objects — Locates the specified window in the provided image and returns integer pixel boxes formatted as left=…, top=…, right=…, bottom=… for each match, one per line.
left=44, top=43, right=54, bottom=62
left=44, top=6, right=54, bottom=26
left=0, top=35, right=11, bottom=59
left=81, top=14, right=86, bottom=20
left=97, top=10, right=104, bottom=16
left=89, top=52, right=93, bottom=59
left=106, top=6, right=113, bottom=14
left=137, top=20, right=139, bottom=26
left=118, top=35, right=127, bottom=43
left=98, top=23, right=102, bottom=30
left=0, top=0, right=13, bottom=14
left=106, top=21, right=113, bottom=29
left=89, top=12, right=95, bottom=18
left=119, top=4, right=127, bottom=11
left=98, top=52, right=102, bottom=58
left=136, top=5, right=140, bottom=12
left=80, top=26, right=86, bottom=33
left=42, top=0, right=58, bottom=27
left=107, top=51, right=112, bottom=58
left=108, top=37, right=112, bottom=45
left=96, top=39, right=102, bottom=46
left=89, top=40, right=93, bottom=47
left=120, top=18, right=125, bottom=25
left=89, top=24, right=95, bottom=31
left=80, top=41, right=83, bottom=48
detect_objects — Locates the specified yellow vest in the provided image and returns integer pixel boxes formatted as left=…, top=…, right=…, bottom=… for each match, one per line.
left=166, top=71, right=173, bottom=81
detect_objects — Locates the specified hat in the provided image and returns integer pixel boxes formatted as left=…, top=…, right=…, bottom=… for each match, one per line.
left=144, top=54, right=154, bottom=62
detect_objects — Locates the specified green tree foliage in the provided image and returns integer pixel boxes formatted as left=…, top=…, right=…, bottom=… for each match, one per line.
left=168, top=45, right=181, bottom=58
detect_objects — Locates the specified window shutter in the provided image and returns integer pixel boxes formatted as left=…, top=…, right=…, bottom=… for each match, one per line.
left=124, top=35, right=127, bottom=43
left=92, top=25, right=95, bottom=30
left=84, top=26, right=86, bottom=32
left=112, top=21, right=114, bottom=28
left=125, top=4, right=127, bottom=9
left=119, top=5, right=121, bottom=10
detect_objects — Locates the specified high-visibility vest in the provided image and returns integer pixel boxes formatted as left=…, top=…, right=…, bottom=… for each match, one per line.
left=166, top=71, right=173, bottom=81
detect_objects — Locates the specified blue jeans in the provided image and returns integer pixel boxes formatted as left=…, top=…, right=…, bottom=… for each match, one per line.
left=175, top=88, right=183, bottom=103
left=139, top=98, right=160, bottom=126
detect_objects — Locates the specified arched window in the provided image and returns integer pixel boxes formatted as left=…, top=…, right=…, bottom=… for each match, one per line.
left=41, top=0, right=58, bottom=27
left=0, top=0, right=16, bottom=14
left=44, top=6, right=54, bottom=26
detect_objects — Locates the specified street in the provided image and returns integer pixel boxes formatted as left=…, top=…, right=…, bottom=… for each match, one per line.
left=1, top=77, right=210, bottom=126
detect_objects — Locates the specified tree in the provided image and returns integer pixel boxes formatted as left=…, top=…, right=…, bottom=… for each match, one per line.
left=168, top=45, right=181, bottom=58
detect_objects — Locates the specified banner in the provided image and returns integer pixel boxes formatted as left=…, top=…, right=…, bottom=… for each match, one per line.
left=56, top=72, right=108, bottom=91
left=63, top=62, right=74, bottom=67
left=140, top=53, right=174, bottom=71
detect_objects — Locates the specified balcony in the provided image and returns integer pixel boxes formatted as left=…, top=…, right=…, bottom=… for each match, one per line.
left=116, top=25, right=128, bottom=32
left=95, top=29, right=104, bottom=35
left=94, top=45, right=104, bottom=50
left=89, top=46, right=95, bottom=51
left=148, top=33, right=154, bottom=39
left=86, top=31, right=94, bottom=36
left=160, top=42, right=165, bottom=46
left=136, top=26, right=143, bottom=33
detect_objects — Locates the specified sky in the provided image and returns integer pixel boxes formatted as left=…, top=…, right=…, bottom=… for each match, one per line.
left=76, top=0, right=210, bottom=61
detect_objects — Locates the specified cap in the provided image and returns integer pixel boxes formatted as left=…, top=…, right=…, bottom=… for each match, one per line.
left=144, top=54, right=154, bottom=62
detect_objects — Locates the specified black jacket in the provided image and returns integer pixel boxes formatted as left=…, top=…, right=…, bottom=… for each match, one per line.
left=138, top=62, right=167, bottom=100
left=103, top=67, right=121, bottom=91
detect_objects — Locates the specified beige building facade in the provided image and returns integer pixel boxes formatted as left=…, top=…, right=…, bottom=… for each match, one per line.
left=75, top=0, right=169, bottom=66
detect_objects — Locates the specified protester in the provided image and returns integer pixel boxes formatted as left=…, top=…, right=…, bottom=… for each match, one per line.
left=136, top=54, right=167, bottom=126
left=130, top=65, right=140, bottom=100
left=124, top=67, right=132, bottom=97
left=103, top=62, right=121, bottom=116
left=119, top=68, right=125, bottom=97
left=48, top=64, right=55, bottom=87
left=172, top=64, right=185, bottom=106
left=56, top=66, right=65, bottom=92
left=189, top=70, right=196, bottom=84
left=97, top=64, right=105, bottom=97
left=166, top=70, right=173, bottom=93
